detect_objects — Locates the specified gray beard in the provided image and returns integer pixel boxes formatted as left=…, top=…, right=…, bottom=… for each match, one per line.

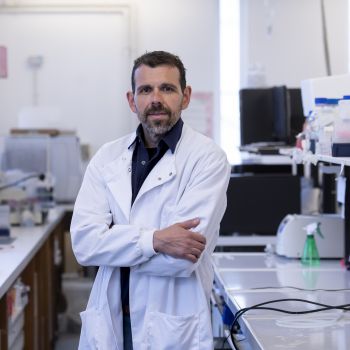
left=144, top=122, right=173, bottom=138
left=142, top=114, right=179, bottom=143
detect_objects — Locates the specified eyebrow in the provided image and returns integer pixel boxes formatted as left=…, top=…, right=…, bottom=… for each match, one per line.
left=160, top=83, right=178, bottom=90
left=136, top=83, right=179, bottom=93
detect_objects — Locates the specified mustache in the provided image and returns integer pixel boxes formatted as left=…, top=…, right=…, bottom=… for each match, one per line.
left=145, top=104, right=170, bottom=116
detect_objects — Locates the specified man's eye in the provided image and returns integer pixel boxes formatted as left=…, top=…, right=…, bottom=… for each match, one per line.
left=162, top=86, right=175, bottom=92
left=139, top=87, right=151, bottom=94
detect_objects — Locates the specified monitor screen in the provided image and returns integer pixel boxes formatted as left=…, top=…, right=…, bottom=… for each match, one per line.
left=239, top=86, right=304, bottom=146
left=272, top=86, right=290, bottom=142
left=220, top=174, right=301, bottom=235
left=239, top=88, right=275, bottom=145
left=289, top=88, right=305, bottom=143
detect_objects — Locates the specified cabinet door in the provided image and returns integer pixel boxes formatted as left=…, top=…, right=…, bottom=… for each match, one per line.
left=0, top=296, right=8, bottom=349
left=22, top=261, right=35, bottom=350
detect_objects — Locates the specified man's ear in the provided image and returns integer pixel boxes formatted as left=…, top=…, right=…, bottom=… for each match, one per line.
left=126, top=91, right=137, bottom=113
left=181, top=86, right=192, bottom=110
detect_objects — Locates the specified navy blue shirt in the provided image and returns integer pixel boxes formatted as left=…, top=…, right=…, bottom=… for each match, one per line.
left=121, top=118, right=183, bottom=311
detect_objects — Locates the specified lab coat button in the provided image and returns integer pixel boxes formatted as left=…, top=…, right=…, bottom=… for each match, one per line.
left=128, top=167, right=131, bottom=172
left=169, top=172, right=173, bottom=176
left=158, top=177, right=162, bottom=181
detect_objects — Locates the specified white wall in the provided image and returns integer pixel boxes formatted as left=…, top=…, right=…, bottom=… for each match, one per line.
left=131, top=0, right=220, bottom=139
left=0, top=0, right=220, bottom=155
left=0, top=5, right=132, bottom=155
left=240, top=0, right=349, bottom=88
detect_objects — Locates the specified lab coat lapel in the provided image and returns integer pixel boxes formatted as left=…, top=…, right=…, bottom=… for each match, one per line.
left=134, top=150, right=176, bottom=204
left=103, top=148, right=133, bottom=222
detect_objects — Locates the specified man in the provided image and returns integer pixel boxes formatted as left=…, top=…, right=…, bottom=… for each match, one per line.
left=70, top=51, right=230, bottom=350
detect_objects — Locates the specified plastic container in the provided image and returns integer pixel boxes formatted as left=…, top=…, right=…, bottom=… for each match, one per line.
left=315, top=99, right=339, bottom=155
left=316, top=125, right=333, bottom=155
left=319, top=98, right=339, bottom=126
left=301, top=222, right=323, bottom=266
left=304, top=98, right=328, bottom=153
left=331, top=96, right=350, bottom=156
left=0, top=205, right=10, bottom=237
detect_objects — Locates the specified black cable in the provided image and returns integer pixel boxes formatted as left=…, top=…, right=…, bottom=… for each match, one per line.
left=228, top=298, right=350, bottom=348
left=233, top=298, right=350, bottom=326
left=0, top=173, right=45, bottom=191
left=234, top=303, right=350, bottom=323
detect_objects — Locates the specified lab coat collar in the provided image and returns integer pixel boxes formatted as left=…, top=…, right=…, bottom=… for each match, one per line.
left=102, top=136, right=134, bottom=222
left=102, top=130, right=180, bottom=221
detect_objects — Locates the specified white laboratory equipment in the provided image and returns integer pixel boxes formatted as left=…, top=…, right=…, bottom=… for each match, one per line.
left=1, top=134, right=83, bottom=203
left=301, top=74, right=350, bottom=117
left=276, top=214, right=344, bottom=258
left=0, top=170, right=53, bottom=226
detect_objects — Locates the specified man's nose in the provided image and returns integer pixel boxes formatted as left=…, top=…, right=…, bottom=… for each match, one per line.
left=151, top=101, right=163, bottom=109
left=151, top=88, right=163, bottom=103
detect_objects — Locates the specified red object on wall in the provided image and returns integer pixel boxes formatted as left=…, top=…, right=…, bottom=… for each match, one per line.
left=0, top=46, right=8, bottom=78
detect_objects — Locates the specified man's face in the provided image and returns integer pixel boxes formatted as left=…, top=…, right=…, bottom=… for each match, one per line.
left=127, top=64, right=191, bottom=146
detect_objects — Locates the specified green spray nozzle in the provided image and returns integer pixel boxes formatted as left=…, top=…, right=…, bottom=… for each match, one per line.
left=304, top=222, right=324, bottom=239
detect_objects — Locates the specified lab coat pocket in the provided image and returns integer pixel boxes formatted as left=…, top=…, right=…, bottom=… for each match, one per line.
left=146, top=311, right=200, bottom=350
left=80, top=309, right=118, bottom=350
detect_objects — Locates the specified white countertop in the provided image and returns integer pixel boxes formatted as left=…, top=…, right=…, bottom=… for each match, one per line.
left=216, top=235, right=276, bottom=247
left=236, top=151, right=293, bottom=165
left=0, top=208, right=66, bottom=299
left=212, top=253, right=350, bottom=350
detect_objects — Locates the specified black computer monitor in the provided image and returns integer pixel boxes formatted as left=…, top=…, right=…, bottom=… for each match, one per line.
left=289, top=88, right=305, bottom=143
left=220, top=174, right=301, bottom=235
left=272, top=86, right=290, bottom=142
left=239, top=86, right=304, bottom=146
left=239, top=88, right=274, bottom=145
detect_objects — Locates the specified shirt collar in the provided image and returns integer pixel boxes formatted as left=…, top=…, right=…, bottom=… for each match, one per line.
left=128, top=118, right=183, bottom=154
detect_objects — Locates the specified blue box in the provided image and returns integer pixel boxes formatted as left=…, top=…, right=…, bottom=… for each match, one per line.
left=332, top=143, right=350, bottom=157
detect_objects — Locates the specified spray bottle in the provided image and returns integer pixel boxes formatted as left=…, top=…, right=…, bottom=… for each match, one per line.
left=301, top=222, right=323, bottom=266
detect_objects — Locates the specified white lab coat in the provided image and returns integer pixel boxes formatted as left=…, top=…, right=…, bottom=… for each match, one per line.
left=70, top=124, right=230, bottom=350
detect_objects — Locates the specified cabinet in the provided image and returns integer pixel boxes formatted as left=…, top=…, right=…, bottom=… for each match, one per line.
left=0, top=210, right=70, bottom=349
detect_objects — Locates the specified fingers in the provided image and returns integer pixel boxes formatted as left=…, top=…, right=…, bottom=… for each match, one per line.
left=177, top=218, right=200, bottom=230
left=177, top=226, right=206, bottom=262
left=183, top=244, right=205, bottom=263
left=184, top=247, right=204, bottom=263
left=184, top=254, right=198, bottom=263
left=176, top=220, right=205, bottom=244
left=153, top=219, right=206, bottom=262
left=188, top=231, right=206, bottom=245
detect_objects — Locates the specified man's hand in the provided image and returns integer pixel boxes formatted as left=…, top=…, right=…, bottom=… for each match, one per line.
left=153, top=218, right=206, bottom=263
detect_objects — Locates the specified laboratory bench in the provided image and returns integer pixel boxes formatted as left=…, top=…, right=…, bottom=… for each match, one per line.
left=212, top=252, right=350, bottom=350
left=215, top=235, right=276, bottom=254
left=0, top=207, right=72, bottom=350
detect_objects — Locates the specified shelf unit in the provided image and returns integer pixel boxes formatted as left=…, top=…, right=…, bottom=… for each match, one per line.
left=281, top=148, right=350, bottom=269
